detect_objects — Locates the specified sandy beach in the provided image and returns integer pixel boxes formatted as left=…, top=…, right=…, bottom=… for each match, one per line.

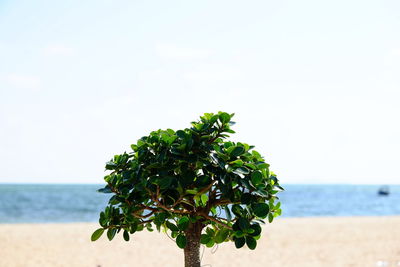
left=1, top=216, right=399, bottom=267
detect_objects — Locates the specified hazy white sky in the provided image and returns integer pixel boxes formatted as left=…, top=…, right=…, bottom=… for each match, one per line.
left=0, top=0, right=399, bottom=184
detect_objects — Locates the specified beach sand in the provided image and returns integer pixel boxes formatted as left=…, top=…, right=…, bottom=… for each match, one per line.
left=1, top=216, right=399, bottom=267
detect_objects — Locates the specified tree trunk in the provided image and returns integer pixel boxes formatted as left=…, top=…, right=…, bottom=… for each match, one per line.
left=184, top=222, right=203, bottom=267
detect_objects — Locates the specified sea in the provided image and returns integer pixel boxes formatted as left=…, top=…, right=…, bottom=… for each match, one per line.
left=0, top=184, right=399, bottom=223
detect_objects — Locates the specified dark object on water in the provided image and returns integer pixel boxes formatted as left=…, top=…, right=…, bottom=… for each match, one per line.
left=378, top=186, right=390, bottom=196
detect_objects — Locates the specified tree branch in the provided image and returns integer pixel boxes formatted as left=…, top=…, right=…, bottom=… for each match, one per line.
left=199, top=212, right=233, bottom=230
left=146, top=187, right=192, bottom=215
left=132, top=209, right=156, bottom=219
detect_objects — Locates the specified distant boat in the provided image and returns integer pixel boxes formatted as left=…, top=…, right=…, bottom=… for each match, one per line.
left=378, top=186, right=390, bottom=196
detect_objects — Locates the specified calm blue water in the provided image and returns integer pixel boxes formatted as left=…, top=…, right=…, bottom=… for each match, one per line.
left=0, top=184, right=399, bottom=223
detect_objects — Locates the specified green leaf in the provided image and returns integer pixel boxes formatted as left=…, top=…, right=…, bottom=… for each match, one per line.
left=215, top=228, right=230, bottom=244
left=171, top=231, right=179, bottom=238
left=211, top=154, right=225, bottom=169
left=237, top=217, right=250, bottom=230
left=107, top=228, right=117, bottom=241
left=253, top=203, right=270, bottom=218
left=154, top=212, right=167, bottom=226
left=210, top=207, right=217, bottom=215
left=234, top=237, right=245, bottom=248
left=224, top=142, right=233, bottom=149
left=105, top=161, right=117, bottom=170
left=136, top=224, right=144, bottom=232
left=246, top=236, right=257, bottom=250
left=205, top=228, right=215, bottom=237
left=129, top=221, right=138, bottom=234
left=186, top=189, right=198, bottom=195
left=177, top=216, right=190, bottom=231
left=91, top=228, right=104, bottom=241
left=276, top=208, right=282, bottom=216
left=229, top=159, right=243, bottom=167
left=231, top=204, right=244, bottom=217
left=97, top=186, right=112, bottom=194
left=108, top=195, right=119, bottom=205
left=254, top=189, right=268, bottom=198
left=200, top=194, right=208, bottom=205
left=209, top=114, right=219, bottom=124
left=245, top=163, right=257, bottom=170
left=230, top=146, right=245, bottom=157
left=224, top=128, right=235, bottom=134
left=195, top=175, right=211, bottom=187
left=252, top=150, right=262, bottom=159
left=233, top=167, right=250, bottom=175
left=251, top=171, right=263, bottom=186
left=157, top=176, right=173, bottom=189
left=194, top=195, right=201, bottom=207
left=246, top=228, right=255, bottom=234
left=268, top=213, right=274, bottom=223
left=99, top=212, right=107, bottom=227
left=176, top=234, right=187, bottom=249
left=257, top=163, right=269, bottom=170
left=249, top=224, right=262, bottom=237
left=206, top=239, right=215, bottom=248
left=219, top=112, right=231, bottom=124
left=146, top=223, right=154, bottom=232
left=275, top=185, right=285, bottom=191
left=240, top=193, right=253, bottom=205
left=176, top=130, right=186, bottom=139
left=147, top=162, right=162, bottom=169
left=123, top=230, right=130, bottom=241
left=200, top=234, right=211, bottom=244
left=166, top=221, right=179, bottom=232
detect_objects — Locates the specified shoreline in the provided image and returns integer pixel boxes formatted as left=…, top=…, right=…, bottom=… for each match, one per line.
left=1, top=216, right=399, bottom=266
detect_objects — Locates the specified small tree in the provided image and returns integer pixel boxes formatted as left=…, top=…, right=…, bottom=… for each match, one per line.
left=91, top=112, right=283, bottom=267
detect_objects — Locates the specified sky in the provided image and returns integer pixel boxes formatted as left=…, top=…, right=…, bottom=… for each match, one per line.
left=0, top=0, right=399, bottom=184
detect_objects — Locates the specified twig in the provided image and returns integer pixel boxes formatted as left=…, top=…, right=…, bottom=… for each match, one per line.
left=199, top=212, right=233, bottom=230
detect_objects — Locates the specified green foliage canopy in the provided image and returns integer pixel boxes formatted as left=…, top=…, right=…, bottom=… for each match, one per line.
left=92, top=112, right=283, bottom=250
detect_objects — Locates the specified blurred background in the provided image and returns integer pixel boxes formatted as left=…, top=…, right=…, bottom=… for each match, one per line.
left=0, top=0, right=399, bottom=223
